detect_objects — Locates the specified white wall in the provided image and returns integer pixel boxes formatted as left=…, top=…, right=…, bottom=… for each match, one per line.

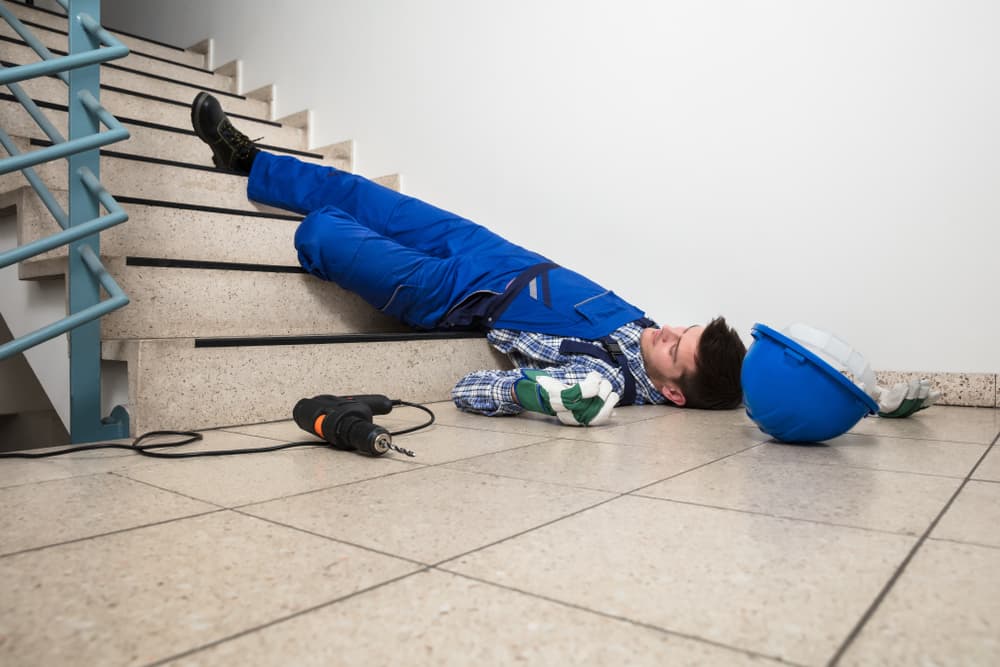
left=103, top=0, right=1000, bottom=373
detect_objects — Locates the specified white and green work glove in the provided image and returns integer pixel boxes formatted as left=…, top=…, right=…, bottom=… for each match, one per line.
left=872, top=378, right=941, bottom=418
left=514, top=370, right=619, bottom=426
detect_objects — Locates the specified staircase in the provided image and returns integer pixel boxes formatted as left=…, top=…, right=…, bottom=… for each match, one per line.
left=1, top=1, right=506, bottom=436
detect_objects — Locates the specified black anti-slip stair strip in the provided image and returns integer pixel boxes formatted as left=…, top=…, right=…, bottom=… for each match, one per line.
left=126, top=257, right=306, bottom=274
left=4, top=95, right=320, bottom=159
left=0, top=34, right=244, bottom=100
left=112, top=196, right=303, bottom=221
left=194, top=331, right=486, bottom=348
left=0, top=61, right=279, bottom=127
left=29, top=137, right=221, bottom=173
left=7, top=0, right=189, bottom=53
left=7, top=16, right=214, bottom=75
left=100, top=84, right=281, bottom=128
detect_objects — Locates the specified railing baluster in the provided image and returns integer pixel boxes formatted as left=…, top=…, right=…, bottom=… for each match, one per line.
left=0, top=0, right=132, bottom=442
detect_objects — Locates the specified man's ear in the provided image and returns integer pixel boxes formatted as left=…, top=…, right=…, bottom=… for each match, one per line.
left=660, top=384, right=686, bottom=407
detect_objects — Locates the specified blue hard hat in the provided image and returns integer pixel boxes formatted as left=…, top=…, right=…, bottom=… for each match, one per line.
left=741, top=323, right=878, bottom=443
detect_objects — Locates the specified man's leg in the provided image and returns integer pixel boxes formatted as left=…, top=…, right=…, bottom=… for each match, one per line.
left=248, top=151, right=545, bottom=265
left=294, top=205, right=507, bottom=329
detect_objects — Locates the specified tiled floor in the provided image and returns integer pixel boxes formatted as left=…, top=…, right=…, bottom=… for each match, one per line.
left=1, top=403, right=998, bottom=666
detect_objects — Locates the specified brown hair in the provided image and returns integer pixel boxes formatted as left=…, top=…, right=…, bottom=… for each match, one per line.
left=676, top=316, right=747, bottom=409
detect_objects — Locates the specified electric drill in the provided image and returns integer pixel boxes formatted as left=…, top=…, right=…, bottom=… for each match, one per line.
left=293, top=394, right=397, bottom=456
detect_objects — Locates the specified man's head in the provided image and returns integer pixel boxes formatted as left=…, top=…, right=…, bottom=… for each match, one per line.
left=639, top=316, right=747, bottom=409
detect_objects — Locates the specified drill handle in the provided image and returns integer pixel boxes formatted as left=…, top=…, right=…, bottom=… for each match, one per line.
left=341, top=394, right=394, bottom=415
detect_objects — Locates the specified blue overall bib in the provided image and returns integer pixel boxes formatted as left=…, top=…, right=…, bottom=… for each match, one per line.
left=247, top=152, right=647, bottom=340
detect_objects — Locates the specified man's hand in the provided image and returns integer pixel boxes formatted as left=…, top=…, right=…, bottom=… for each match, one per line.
left=514, top=370, right=619, bottom=426
left=873, top=378, right=941, bottom=418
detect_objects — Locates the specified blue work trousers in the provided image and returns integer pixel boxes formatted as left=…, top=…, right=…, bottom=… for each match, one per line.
left=247, top=152, right=545, bottom=329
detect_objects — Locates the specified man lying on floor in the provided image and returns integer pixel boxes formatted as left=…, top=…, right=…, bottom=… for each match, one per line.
left=190, top=92, right=746, bottom=426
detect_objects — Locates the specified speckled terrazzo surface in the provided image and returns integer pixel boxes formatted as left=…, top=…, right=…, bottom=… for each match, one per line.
left=2, top=403, right=997, bottom=665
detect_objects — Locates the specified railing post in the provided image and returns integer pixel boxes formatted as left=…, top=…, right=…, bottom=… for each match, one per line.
left=67, top=0, right=128, bottom=442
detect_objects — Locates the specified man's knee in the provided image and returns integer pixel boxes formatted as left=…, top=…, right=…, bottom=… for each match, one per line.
left=293, top=206, right=351, bottom=279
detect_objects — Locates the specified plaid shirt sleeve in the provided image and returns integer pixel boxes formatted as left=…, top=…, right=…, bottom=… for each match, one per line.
left=450, top=324, right=664, bottom=416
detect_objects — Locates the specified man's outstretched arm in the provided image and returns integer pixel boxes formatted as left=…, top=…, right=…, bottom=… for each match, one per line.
left=451, top=366, right=619, bottom=426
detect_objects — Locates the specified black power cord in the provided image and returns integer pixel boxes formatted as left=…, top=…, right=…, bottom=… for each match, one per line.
left=0, top=400, right=434, bottom=459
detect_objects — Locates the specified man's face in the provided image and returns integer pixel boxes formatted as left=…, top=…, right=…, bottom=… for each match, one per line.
left=640, top=324, right=704, bottom=406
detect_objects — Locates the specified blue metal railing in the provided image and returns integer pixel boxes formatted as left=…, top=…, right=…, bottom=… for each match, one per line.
left=0, top=0, right=131, bottom=442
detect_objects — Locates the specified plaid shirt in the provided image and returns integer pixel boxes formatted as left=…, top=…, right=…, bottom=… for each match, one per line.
left=451, top=320, right=667, bottom=415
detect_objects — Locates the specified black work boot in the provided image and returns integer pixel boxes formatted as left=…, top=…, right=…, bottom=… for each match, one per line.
left=191, top=92, right=259, bottom=174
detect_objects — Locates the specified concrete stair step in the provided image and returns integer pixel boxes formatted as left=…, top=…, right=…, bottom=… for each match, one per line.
left=2, top=137, right=284, bottom=214
left=1, top=39, right=269, bottom=119
left=0, top=20, right=233, bottom=93
left=100, top=257, right=407, bottom=339
left=8, top=75, right=283, bottom=142
left=13, top=186, right=304, bottom=267
left=2, top=138, right=394, bottom=219
left=2, top=95, right=317, bottom=161
left=104, top=335, right=508, bottom=434
left=4, top=0, right=207, bottom=69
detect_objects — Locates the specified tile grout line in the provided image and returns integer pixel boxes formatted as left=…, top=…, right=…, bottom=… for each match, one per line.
left=626, top=493, right=938, bottom=539
left=826, top=430, right=1000, bottom=666
left=144, top=566, right=435, bottom=667
left=228, top=508, right=431, bottom=568
left=0, top=508, right=225, bottom=560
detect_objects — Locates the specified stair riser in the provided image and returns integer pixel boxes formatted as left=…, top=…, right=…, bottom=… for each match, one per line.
left=99, top=259, right=406, bottom=339
left=1, top=98, right=310, bottom=160
left=104, top=338, right=508, bottom=434
left=1, top=41, right=267, bottom=118
left=4, top=1, right=207, bottom=69
left=0, top=21, right=232, bottom=92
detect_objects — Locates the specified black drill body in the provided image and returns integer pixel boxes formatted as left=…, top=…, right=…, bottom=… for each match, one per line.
left=293, top=394, right=394, bottom=456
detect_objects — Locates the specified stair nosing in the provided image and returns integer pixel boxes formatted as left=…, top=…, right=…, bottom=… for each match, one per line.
left=193, top=332, right=486, bottom=348
left=125, top=257, right=305, bottom=274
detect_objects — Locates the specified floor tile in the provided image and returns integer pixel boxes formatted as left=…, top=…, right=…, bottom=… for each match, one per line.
left=638, top=454, right=960, bottom=535
left=973, top=445, right=1000, bottom=481
left=848, top=406, right=1000, bottom=444
left=743, top=432, right=986, bottom=478
left=839, top=540, right=1000, bottom=666
left=930, top=480, right=1000, bottom=548
left=120, top=445, right=418, bottom=507
left=243, top=466, right=613, bottom=563
left=444, top=495, right=914, bottom=666
left=446, top=437, right=752, bottom=493
left=229, top=420, right=549, bottom=465
left=167, top=570, right=779, bottom=666
left=0, top=511, right=419, bottom=666
left=0, top=473, right=215, bottom=555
